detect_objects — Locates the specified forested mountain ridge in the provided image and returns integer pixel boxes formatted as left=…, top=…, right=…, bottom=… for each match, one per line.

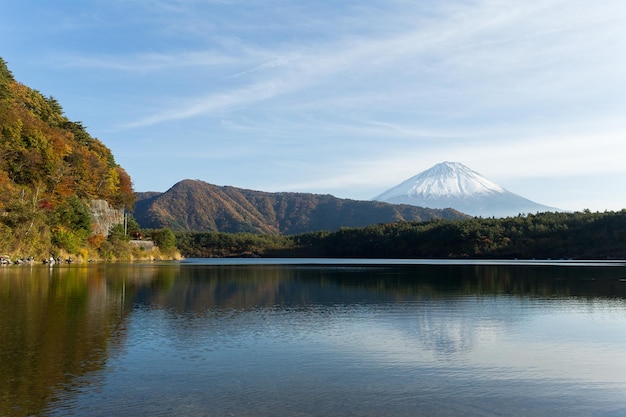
left=0, top=57, right=136, bottom=259
left=134, top=179, right=469, bottom=234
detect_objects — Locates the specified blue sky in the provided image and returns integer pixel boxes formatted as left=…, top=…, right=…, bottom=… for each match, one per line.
left=2, top=0, right=626, bottom=212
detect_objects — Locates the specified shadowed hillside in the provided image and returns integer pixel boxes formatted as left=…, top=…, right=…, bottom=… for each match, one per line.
left=134, top=179, right=469, bottom=234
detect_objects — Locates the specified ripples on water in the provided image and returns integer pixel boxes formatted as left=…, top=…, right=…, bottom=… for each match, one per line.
left=1, top=260, right=625, bottom=416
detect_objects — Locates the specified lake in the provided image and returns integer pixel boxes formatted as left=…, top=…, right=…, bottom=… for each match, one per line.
left=1, top=259, right=626, bottom=416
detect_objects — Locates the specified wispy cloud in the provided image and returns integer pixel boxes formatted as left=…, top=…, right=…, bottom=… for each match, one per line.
left=56, top=51, right=242, bottom=72
left=112, top=0, right=625, bottom=130
left=222, top=55, right=295, bottom=80
left=122, top=78, right=291, bottom=128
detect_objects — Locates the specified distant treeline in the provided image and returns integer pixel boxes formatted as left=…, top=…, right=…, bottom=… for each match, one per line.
left=175, top=210, right=626, bottom=259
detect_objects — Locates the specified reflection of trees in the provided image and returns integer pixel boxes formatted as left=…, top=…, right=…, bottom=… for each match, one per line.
left=467, top=265, right=626, bottom=299
left=131, top=264, right=626, bottom=359
left=2, top=262, right=623, bottom=415
left=0, top=262, right=181, bottom=417
left=328, top=264, right=626, bottom=300
left=130, top=264, right=626, bottom=314
left=0, top=265, right=143, bottom=416
left=132, top=266, right=405, bottom=313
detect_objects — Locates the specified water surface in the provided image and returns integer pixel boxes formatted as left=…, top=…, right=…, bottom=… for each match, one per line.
left=1, top=260, right=625, bottom=416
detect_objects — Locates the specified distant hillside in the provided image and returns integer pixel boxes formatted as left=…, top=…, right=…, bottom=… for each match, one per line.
left=133, top=179, right=468, bottom=234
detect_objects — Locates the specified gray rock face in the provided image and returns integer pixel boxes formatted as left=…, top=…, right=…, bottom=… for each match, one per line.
left=89, top=199, right=124, bottom=236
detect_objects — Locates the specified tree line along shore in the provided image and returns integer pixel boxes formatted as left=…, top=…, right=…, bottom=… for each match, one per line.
left=3, top=208, right=625, bottom=263
left=174, top=210, right=626, bottom=260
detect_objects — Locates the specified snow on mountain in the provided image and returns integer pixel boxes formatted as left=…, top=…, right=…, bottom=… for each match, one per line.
left=373, top=162, right=559, bottom=218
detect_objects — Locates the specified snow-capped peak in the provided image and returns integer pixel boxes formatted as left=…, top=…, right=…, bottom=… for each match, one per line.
left=373, top=161, right=559, bottom=217
left=376, top=162, right=505, bottom=200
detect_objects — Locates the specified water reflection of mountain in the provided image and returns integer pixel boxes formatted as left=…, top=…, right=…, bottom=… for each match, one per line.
left=129, top=263, right=626, bottom=361
left=0, top=264, right=157, bottom=417
left=2, top=262, right=625, bottom=415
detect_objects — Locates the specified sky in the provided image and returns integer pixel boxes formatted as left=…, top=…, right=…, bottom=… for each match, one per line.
left=1, top=0, right=626, bottom=212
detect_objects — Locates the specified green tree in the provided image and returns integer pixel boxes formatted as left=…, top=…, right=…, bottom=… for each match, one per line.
left=126, top=215, right=141, bottom=238
left=153, top=228, right=176, bottom=251
left=108, top=224, right=129, bottom=242
left=53, top=195, right=92, bottom=232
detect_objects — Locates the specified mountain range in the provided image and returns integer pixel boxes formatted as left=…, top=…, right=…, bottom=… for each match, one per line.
left=374, top=162, right=559, bottom=217
left=133, top=179, right=468, bottom=234
left=0, top=56, right=562, bottom=257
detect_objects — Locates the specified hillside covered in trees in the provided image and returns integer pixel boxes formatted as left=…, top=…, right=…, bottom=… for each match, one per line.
left=134, top=179, right=469, bottom=234
left=0, top=57, right=153, bottom=260
left=176, top=210, right=626, bottom=260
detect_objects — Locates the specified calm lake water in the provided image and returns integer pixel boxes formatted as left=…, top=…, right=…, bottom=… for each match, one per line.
left=1, top=259, right=626, bottom=416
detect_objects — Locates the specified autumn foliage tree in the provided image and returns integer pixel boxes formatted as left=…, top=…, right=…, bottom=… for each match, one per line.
left=0, top=57, right=136, bottom=259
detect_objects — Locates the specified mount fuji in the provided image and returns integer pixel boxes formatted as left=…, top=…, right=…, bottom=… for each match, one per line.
left=373, top=162, right=559, bottom=218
